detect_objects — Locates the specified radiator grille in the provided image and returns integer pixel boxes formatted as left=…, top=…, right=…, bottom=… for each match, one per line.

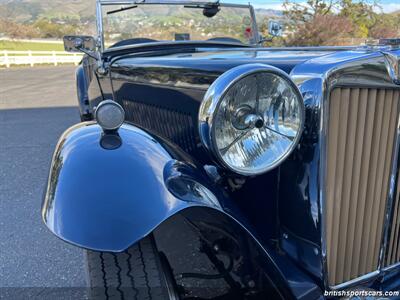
left=385, top=172, right=400, bottom=266
left=122, top=100, right=199, bottom=153
left=325, top=88, right=400, bottom=286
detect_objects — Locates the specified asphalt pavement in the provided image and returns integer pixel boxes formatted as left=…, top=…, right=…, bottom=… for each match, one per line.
left=0, top=66, right=87, bottom=298
left=0, top=66, right=217, bottom=300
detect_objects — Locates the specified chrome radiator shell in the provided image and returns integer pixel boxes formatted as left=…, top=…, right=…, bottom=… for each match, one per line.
left=290, top=48, right=400, bottom=289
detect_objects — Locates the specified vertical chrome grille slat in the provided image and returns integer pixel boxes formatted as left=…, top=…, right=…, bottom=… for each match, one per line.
left=337, top=88, right=358, bottom=282
left=387, top=177, right=398, bottom=263
left=326, top=88, right=400, bottom=286
left=332, top=88, right=350, bottom=283
left=344, top=88, right=366, bottom=280
left=365, top=89, right=388, bottom=274
left=393, top=184, right=400, bottom=262
left=386, top=136, right=400, bottom=265
left=374, top=91, right=397, bottom=263
left=352, top=89, right=378, bottom=279
left=361, top=88, right=385, bottom=275
left=326, top=88, right=341, bottom=283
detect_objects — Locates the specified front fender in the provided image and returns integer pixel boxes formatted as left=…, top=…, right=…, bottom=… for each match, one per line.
left=75, top=64, right=92, bottom=120
left=42, top=122, right=235, bottom=252
left=42, top=122, right=322, bottom=299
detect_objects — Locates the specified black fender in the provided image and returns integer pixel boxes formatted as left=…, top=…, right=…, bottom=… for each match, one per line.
left=42, top=122, right=319, bottom=299
left=75, top=64, right=92, bottom=121
left=42, top=122, right=251, bottom=252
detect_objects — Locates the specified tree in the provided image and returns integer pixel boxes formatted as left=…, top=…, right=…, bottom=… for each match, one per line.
left=283, top=0, right=356, bottom=46
left=282, top=0, right=398, bottom=46
left=0, top=20, right=39, bottom=39
left=369, top=12, right=400, bottom=38
left=33, top=18, right=81, bottom=38
left=283, top=0, right=337, bottom=25
left=285, top=14, right=355, bottom=46
left=339, top=0, right=378, bottom=38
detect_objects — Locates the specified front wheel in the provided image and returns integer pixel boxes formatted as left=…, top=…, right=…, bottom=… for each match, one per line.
left=86, top=234, right=180, bottom=300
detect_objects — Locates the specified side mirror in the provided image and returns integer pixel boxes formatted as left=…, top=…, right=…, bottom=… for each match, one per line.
left=63, top=36, right=96, bottom=53
left=175, top=33, right=190, bottom=41
left=268, top=21, right=283, bottom=37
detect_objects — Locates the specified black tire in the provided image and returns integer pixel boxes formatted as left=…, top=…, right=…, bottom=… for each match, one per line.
left=86, top=234, right=178, bottom=300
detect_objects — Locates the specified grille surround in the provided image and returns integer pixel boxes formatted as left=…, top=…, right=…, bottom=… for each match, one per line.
left=322, top=87, right=400, bottom=288
left=384, top=156, right=400, bottom=267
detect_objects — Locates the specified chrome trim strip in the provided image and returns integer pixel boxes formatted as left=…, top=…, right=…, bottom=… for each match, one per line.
left=321, top=78, right=330, bottom=289
left=104, top=44, right=357, bottom=53
left=331, top=270, right=380, bottom=290
left=98, top=0, right=251, bottom=9
left=330, top=262, right=400, bottom=290
left=382, top=51, right=400, bottom=85
left=249, top=5, right=260, bottom=45
left=96, top=0, right=105, bottom=53
left=382, top=261, right=400, bottom=272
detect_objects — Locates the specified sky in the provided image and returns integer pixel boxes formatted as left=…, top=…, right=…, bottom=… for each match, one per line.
left=223, top=0, right=400, bottom=13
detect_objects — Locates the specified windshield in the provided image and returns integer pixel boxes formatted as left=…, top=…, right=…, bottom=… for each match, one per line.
left=101, top=3, right=257, bottom=48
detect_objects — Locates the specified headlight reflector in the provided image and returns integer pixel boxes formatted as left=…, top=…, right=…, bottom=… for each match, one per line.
left=199, top=64, right=304, bottom=175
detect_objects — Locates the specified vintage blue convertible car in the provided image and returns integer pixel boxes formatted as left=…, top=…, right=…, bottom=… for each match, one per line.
left=42, top=0, right=400, bottom=299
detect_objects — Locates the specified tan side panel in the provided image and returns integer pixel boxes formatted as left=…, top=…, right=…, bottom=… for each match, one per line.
left=326, top=88, right=399, bottom=286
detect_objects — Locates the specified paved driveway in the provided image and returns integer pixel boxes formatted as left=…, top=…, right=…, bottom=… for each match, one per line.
left=0, top=66, right=87, bottom=299
left=0, top=65, right=227, bottom=300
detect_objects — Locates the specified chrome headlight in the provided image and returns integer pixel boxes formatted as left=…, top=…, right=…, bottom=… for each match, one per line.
left=199, top=64, right=304, bottom=176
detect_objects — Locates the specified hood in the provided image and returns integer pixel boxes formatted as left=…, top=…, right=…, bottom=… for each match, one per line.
left=109, top=48, right=341, bottom=90
left=107, top=47, right=343, bottom=165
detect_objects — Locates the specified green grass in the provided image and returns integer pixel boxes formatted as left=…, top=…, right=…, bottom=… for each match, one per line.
left=0, top=40, right=64, bottom=51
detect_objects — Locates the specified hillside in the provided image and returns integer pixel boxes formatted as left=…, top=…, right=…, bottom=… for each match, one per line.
left=0, top=0, right=282, bottom=23
left=0, top=0, right=95, bottom=22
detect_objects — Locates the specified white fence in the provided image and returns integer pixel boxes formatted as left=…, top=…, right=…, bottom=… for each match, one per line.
left=0, top=50, right=83, bottom=68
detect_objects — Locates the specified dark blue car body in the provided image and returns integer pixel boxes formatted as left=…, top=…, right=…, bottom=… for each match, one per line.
left=42, top=41, right=400, bottom=299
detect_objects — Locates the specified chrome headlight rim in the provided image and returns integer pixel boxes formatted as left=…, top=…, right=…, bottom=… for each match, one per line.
left=199, top=63, right=305, bottom=176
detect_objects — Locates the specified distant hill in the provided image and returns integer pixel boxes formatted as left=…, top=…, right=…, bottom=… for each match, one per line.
left=255, top=8, right=284, bottom=18
left=0, top=0, right=95, bottom=22
left=0, top=0, right=282, bottom=23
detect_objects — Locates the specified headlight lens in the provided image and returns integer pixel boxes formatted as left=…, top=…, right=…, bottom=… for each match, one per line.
left=199, top=64, right=304, bottom=175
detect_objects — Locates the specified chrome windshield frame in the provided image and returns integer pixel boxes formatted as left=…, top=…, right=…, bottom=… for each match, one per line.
left=95, top=0, right=259, bottom=52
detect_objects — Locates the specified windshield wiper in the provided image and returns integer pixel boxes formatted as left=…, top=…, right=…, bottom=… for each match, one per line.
left=184, top=1, right=219, bottom=9
left=107, top=5, right=138, bottom=15
left=184, top=1, right=220, bottom=18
